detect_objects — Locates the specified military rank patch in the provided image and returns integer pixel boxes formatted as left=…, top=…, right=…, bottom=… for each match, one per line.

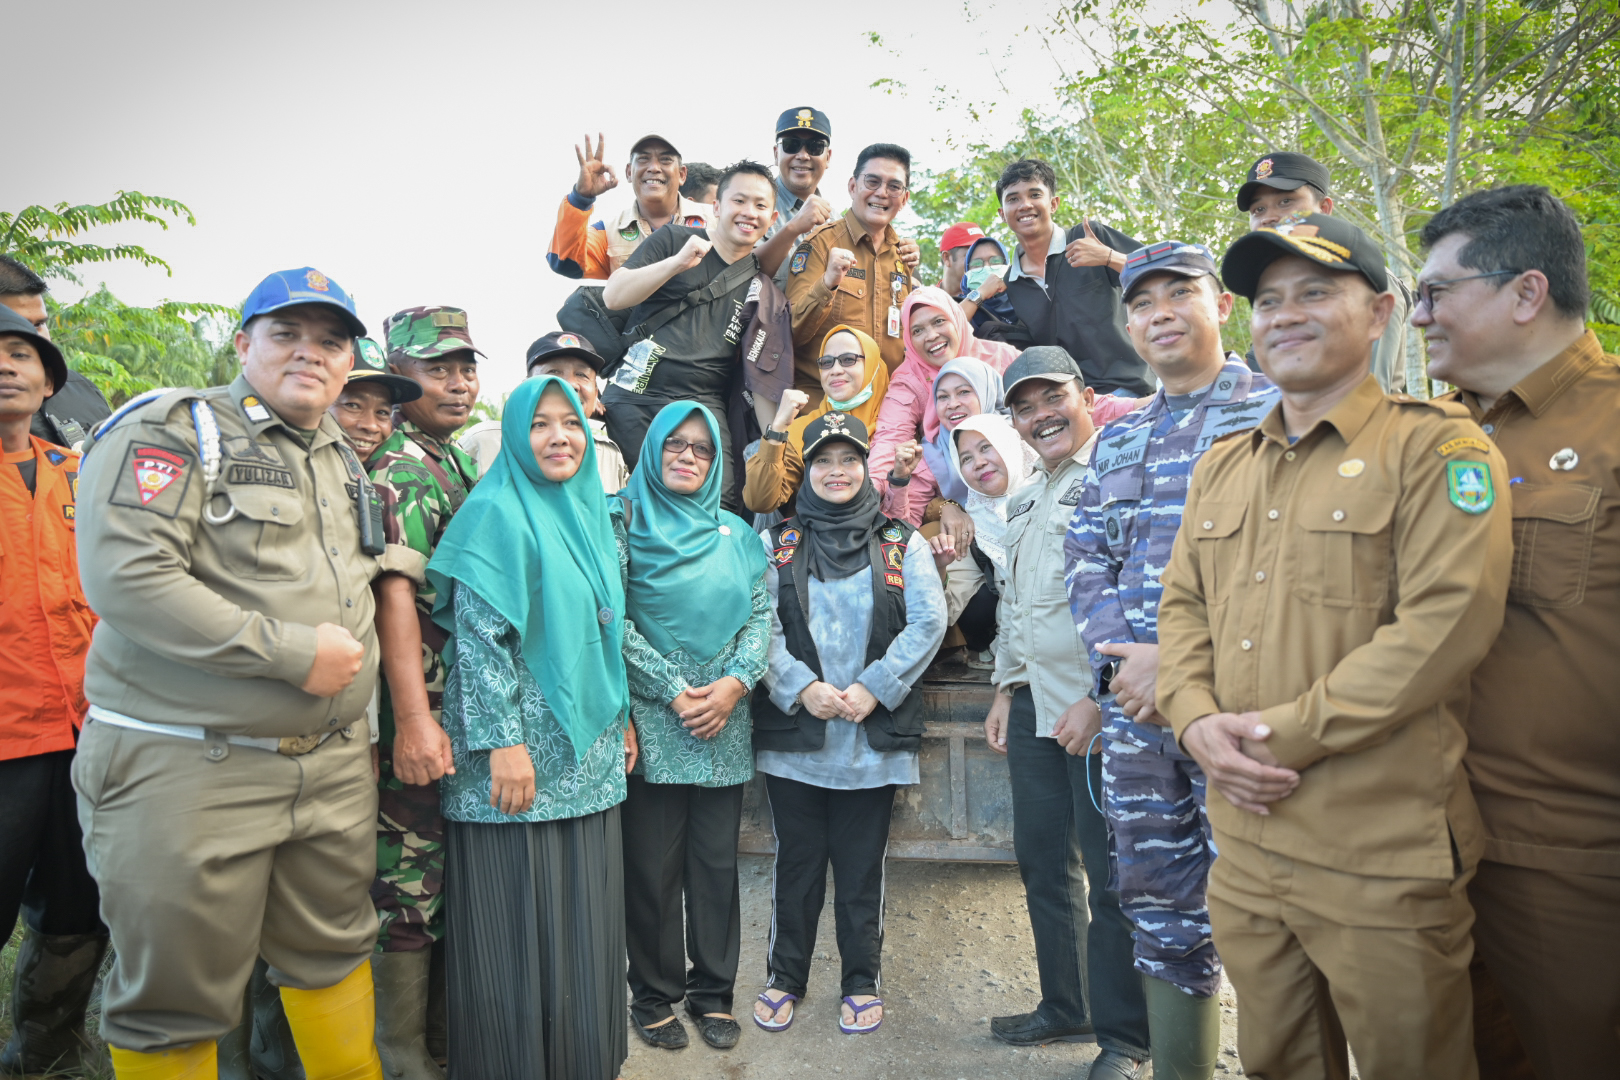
left=790, top=251, right=808, bottom=275
left=1435, top=437, right=1490, bottom=458
left=1446, top=460, right=1494, bottom=514
left=241, top=396, right=272, bottom=423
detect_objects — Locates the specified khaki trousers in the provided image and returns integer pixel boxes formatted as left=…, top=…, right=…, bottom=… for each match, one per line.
left=73, top=719, right=378, bottom=1051
left=1209, top=832, right=1478, bottom=1080
left=1470, top=858, right=1620, bottom=1079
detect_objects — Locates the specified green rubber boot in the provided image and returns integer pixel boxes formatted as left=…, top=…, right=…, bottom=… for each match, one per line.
left=1143, top=974, right=1221, bottom=1080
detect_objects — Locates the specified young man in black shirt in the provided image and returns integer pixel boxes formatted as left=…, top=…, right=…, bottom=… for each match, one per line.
left=602, top=160, right=779, bottom=508
left=996, top=160, right=1152, bottom=397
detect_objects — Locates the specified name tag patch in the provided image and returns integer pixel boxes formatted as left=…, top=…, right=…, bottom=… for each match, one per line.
left=1094, top=426, right=1149, bottom=477
left=227, top=464, right=296, bottom=489
left=1007, top=498, right=1036, bottom=521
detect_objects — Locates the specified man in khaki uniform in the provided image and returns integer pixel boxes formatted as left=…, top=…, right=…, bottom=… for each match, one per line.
left=1417, top=186, right=1620, bottom=1079
left=1157, top=216, right=1513, bottom=1080
left=786, top=142, right=918, bottom=402
left=74, top=267, right=385, bottom=1080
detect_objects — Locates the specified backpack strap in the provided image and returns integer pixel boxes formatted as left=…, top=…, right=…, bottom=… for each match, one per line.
left=624, top=252, right=760, bottom=344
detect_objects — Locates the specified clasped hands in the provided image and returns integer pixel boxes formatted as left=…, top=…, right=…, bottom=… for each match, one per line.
left=800, top=680, right=879, bottom=723
left=672, top=676, right=749, bottom=739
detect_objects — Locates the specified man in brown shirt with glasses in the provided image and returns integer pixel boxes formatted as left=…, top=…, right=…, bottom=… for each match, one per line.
left=1418, top=185, right=1620, bottom=1080
left=1157, top=215, right=1512, bottom=1079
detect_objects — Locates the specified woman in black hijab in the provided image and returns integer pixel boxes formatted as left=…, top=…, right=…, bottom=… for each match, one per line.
left=748, top=414, right=947, bottom=1037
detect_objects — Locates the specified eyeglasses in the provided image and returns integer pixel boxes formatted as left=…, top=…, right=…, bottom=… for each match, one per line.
left=967, top=256, right=1007, bottom=269
left=662, top=436, right=716, bottom=460
left=778, top=136, right=828, bottom=157
left=1415, top=270, right=1522, bottom=311
left=858, top=175, right=909, bottom=196
left=815, top=352, right=863, bottom=370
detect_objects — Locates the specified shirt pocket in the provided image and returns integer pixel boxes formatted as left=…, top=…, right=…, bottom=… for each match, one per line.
left=1291, top=491, right=1396, bottom=609
left=1190, top=500, right=1247, bottom=604
left=207, top=485, right=308, bottom=582
left=831, top=278, right=865, bottom=325
left=1508, top=482, right=1600, bottom=608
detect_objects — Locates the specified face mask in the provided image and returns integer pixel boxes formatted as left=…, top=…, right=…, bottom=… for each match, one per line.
left=964, top=264, right=1006, bottom=291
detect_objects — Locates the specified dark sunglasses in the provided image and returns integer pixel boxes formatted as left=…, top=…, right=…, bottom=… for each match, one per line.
left=662, top=436, right=716, bottom=460
left=815, top=352, right=863, bottom=370
left=778, top=136, right=828, bottom=156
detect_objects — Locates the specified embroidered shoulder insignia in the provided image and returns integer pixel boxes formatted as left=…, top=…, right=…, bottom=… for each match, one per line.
left=1435, top=436, right=1491, bottom=457
left=1446, top=460, right=1495, bottom=514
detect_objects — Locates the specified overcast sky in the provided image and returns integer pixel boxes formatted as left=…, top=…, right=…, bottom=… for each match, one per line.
left=7, top=0, right=1071, bottom=400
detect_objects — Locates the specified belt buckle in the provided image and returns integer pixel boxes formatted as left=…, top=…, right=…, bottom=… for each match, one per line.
left=277, top=734, right=322, bottom=757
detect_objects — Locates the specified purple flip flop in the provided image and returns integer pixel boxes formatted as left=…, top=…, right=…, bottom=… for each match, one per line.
left=839, top=996, right=883, bottom=1034
left=754, top=990, right=798, bottom=1032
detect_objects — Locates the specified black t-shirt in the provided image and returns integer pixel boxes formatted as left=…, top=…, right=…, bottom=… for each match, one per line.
left=611, top=224, right=754, bottom=402
left=1002, top=219, right=1153, bottom=397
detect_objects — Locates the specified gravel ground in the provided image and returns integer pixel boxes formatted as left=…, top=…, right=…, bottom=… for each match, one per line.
left=622, top=855, right=1247, bottom=1079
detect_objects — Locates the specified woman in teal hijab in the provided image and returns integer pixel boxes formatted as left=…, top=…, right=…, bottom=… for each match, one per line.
left=429, top=376, right=634, bottom=1080
left=615, top=401, right=771, bottom=1054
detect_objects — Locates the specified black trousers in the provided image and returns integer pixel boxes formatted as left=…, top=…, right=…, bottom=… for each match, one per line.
left=959, top=582, right=999, bottom=653
left=620, top=776, right=745, bottom=1026
left=1005, top=687, right=1150, bottom=1060
left=763, top=774, right=895, bottom=1000
left=0, top=749, right=103, bottom=942
left=601, top=391, right=739, bottom=513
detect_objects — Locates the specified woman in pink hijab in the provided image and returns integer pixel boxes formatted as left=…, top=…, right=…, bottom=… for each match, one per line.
left=868, top=287, right=1019, bottom=529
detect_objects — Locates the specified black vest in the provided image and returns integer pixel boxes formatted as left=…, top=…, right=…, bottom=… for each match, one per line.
left=752, top=516, right=924, bottom=754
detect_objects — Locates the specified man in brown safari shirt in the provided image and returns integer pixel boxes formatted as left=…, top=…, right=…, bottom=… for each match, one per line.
left=1418, top=185, right=1620, bottom=1080
left=1157, top=216, right=1512, bottom=1080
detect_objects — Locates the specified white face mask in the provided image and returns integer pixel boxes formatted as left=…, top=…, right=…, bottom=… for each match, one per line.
left=964, top=263, right=1007, bottom=291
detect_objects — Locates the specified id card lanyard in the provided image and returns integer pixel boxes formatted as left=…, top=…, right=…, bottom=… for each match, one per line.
left=887, top=275, right=903, bottom=338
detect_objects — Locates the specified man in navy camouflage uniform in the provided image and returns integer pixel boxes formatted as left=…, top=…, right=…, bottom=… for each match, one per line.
left=1064, top=242, right=1278, bottom=1080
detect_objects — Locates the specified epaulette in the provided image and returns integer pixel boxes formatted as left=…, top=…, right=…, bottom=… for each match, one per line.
left=797, top=219, right=842, bottom=249
left=82, top=387, right=196, bottom=463
left=1388, top=392, right=1470, bottom=419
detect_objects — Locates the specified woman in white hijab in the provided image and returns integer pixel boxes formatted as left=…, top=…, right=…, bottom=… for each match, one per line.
left=929, top=412, right=1037, bottom=661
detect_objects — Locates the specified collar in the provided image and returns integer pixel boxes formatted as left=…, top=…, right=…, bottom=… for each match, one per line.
left=774, top=175, right=813, bottom=215
left=1004, top=226, right=1068, bottom=283
left=1141, top=356, right=1257, bottom=422
left=1034, top=430, right=1100, bottom=480
left=613, top=195, right=712, bottom=231
left=838, top=209, right=895, bottom=254
left=1497, top=329, right=1606, bottom=420
left=399, top=419, right=452, bottom=460
left=228, top=375, right=336, bottom=450
left=1255, top=372, right=1384, bottom=450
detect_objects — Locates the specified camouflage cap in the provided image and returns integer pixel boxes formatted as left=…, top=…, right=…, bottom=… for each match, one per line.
left=382, top=306, right=486, bottom=364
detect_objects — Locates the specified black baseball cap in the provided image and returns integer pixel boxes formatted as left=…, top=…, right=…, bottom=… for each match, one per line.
left=0, top=307, right=67, bottom=394
left=801, top=412, right=869, bottom=459
left=1236, top=152, right=1333, bottom=212
left=1120, top=241, right=1220, bottom=301
left=526, top=330, right=605, bottom=373
left=776, top=107, right=831, bottom=141
left=1220, top=214, right=1389, bottom=301
left=1003, top=346, right=1086, bottom=397
left=346, top=336, right=423, bottom=404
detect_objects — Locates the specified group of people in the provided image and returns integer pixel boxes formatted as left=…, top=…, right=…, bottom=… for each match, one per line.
left=0, top=97, right=1612, bottom=1080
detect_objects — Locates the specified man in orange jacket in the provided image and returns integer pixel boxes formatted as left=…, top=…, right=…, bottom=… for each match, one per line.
left=0, top=305, right=106, bottom=1075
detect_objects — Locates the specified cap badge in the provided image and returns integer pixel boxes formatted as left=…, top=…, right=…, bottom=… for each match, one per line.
left=1256, top=158, right=1274, bottom=179
left=1550, top=447, right=1579, bottom=471
left=1338, top=459, right=1365, bottom=478
left=821, top=414, right=849, bottom=435
left=304, top=270, right=330, bottom=293
left=558, top=333, right=580, bottom=349
left=796, top=108, right=813, bottom=128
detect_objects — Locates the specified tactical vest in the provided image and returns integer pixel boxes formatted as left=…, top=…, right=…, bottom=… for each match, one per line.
left=752, top=516, right=924, bottom=754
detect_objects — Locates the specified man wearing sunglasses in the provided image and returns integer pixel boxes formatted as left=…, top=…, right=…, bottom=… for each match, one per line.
left=1418, top=185, right=1620, bottom=1079
left=548, top=132, right=714, bottom=281
left=752, top=108, right=836, bottom=288
left=785, top=143, right=921, bottom=404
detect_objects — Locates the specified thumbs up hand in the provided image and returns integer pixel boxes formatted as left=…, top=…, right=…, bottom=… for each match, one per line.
left=1065, top=219, right=1117, bottom=268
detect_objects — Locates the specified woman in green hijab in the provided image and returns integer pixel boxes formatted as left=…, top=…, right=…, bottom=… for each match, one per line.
left=427, top=376, right=634, bottom=1080
left=615, top=400, right=770, bottom=1054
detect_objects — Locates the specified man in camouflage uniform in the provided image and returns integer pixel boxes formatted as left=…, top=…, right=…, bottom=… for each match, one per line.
left=365, top=306, right=482, bottom=1079
left=1065, top=242, right=1277, bottom=1080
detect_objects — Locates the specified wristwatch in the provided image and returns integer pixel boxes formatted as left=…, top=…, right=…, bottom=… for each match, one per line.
left=964, top=289, right=983, bottom=305
left=764, top=428, right=789, bottom=443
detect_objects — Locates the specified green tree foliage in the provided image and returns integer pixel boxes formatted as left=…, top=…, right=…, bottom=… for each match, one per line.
left=896, top=0, right=1620, bottom=359
left=0, top=192, right=237, bottom=404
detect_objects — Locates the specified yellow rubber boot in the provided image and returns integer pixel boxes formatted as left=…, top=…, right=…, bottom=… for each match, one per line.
left=279, top=963, right=384, bottom=1080
left=110, top=1041, right=217, bottom=1079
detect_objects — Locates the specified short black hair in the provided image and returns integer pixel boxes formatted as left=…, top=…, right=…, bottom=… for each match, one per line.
left=1419, top=185, right=1589, bottom=319
left=0, top=255, right=48, bottom=298
left=680, top=162, right=721, bottom=200
left=715, top=160, right=777, bottom=204
left=854, top=143, right=911, bottom=186
left=996, top=159, right=1058, bottom=203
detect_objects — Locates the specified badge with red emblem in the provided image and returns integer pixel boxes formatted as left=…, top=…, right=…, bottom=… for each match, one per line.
left=1255, top=158, right=1274, bottom=179
left=305, top=269, right=330, bottom=292
left=132, top=447, right=187, bottom=504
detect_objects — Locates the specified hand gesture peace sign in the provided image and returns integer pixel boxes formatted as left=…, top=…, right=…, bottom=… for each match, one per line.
left=574, top=133, right=619, bottom=200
